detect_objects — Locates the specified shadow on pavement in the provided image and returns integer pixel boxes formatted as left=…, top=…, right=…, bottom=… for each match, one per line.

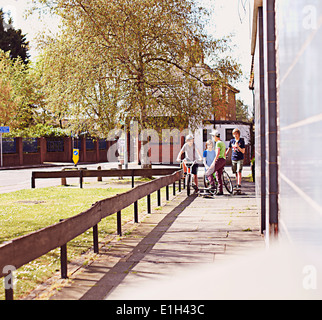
left=79, top=194, right=198, bottom=300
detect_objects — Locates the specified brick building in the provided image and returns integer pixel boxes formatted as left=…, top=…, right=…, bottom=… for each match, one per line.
left=213, top=83, right=240, bottom=121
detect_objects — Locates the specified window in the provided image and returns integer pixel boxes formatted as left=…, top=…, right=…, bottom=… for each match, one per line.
left=47, top=138, right=64, bottom=152
left=99, top=139, right=107, bottom=150
left=226, top=129, right=234, bottom=141
left=3, top=138, right=16, bottom=154
left=23, top=138, right=38, bottom=153
left=203, top=129, right=209, bottom=142
left=73, top=139, right=82, bottom=150
left=86, top=137, right=95, bottom=150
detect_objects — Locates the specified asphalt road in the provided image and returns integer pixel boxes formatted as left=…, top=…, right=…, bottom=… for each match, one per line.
left=0, top=162, right=186, bottom=194
left=0, top=162, right=125, bottom=194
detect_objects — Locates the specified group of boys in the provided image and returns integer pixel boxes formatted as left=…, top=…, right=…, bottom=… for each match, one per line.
left=176, top=128, right=245, bottom=195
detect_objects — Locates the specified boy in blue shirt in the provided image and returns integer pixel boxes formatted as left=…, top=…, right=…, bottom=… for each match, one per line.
left=203, top=139, right=216, bottom=171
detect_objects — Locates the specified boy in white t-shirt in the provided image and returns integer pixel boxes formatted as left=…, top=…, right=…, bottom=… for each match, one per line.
left=176, top=135, right=202, bottom=191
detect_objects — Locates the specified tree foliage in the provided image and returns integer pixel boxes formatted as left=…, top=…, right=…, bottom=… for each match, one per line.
left=0, top=9, right=68, bottom=137
left=0, top=50, right=29, bottom=128
left=236, top=98, right=251, bottom=122
left=0, top=9, right=30, bottom=63
left=0, top=50, right=53, bottom=136
left=32, top=0, right=241, bottom=136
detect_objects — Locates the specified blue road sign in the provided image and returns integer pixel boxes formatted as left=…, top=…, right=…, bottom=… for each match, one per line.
left=0, top=127, right=10, bottom=133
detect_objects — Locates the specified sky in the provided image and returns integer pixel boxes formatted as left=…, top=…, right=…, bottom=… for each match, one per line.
left=0, top=0, right=253, bottom=108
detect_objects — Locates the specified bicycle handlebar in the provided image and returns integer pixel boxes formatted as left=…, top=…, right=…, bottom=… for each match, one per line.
left=181, top=159, right=197, bottom=166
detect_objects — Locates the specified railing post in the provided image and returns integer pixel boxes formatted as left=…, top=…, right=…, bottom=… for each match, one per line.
left=157, top=189, right=161, bottom=207
left=147, top=194, right=151, bottom=214
left=93, top=224, right=99, bottom=254
left=131, top=170, right=135, bottom=188
left=97, top=166, right=102, bottom=182
left=31, top=172, right=35, bottom=189
left=134, top=201, right=138, bottom=223
left=61, top=168, right=67, bottom=186
left=60, top=243, right=68, bottom=279
left=79, top=170, right=83, bottom=189
left=117, top=211, right=122, bottom=236
left=166, top=185, right=169, bottom=201
left=4, top=271, right=14, bottom=300
left=5, top=286, right=14, bottom=301
left=173, top=182, right=176, bottom=195
left=59, top=218, right=68, bottom=279
left=179, top=178, right=181, bottom=192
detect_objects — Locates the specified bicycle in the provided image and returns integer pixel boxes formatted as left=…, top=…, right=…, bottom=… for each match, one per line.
left=181, top=159, right=197, bottom=196
left=202, top=168, right=233, bottom=195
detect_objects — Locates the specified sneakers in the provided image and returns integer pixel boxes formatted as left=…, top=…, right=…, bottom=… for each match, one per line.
left=234, top=185, right=242, bottom=195
left=192, top=184, right=199, bottom=193
left=210, top=186, right=223, bottom=195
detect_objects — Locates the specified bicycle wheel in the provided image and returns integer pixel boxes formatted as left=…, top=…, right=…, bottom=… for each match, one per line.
left=186, top=174, right=191, bottom=196
left=212, top=174, right=218, bottom=195
left=223, top=170, right=233, bottom=194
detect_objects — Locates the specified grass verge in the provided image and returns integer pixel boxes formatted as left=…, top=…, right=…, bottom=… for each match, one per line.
left=0, top=183, right=174, bottom=300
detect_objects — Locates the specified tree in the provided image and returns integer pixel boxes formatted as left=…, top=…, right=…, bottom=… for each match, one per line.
left=33, top=0, right=241, bottom=137
left=0, top=9, right=30, bottom=63
left=236, top=98, right=250, bottom=122
left=0, top=10, right=62, bottom=137
left=0, top=50, right=46, bottom=134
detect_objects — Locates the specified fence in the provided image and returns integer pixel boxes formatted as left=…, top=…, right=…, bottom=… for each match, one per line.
left=1, top=137, right=115, bottom=168
left=0, top=169, right=183, bottom=300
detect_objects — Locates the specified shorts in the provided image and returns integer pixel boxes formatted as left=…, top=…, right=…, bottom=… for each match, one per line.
left=232, top=160, right=243, bottom=173
left=191, top=163, right=199, bottom=175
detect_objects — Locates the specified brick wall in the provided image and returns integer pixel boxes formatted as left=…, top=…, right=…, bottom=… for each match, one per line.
left=1, top=137, right=114, bottom=168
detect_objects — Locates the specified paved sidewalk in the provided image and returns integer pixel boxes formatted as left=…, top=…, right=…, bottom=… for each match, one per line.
left=105, top=181, right=264, bottom=300
left=45, top=171, right=264, bottom=300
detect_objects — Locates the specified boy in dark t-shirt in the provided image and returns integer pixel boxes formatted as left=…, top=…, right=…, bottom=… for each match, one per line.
left=226, top=128, right=245, bottom=191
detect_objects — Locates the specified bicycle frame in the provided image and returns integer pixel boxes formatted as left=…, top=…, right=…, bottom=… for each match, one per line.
left=182, top=159, right=197, bottom=173
left=182, top=159, right=197, bottom=196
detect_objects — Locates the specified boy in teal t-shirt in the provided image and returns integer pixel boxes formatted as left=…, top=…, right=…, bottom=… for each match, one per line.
left=206, top=131, right=226, bottom=195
